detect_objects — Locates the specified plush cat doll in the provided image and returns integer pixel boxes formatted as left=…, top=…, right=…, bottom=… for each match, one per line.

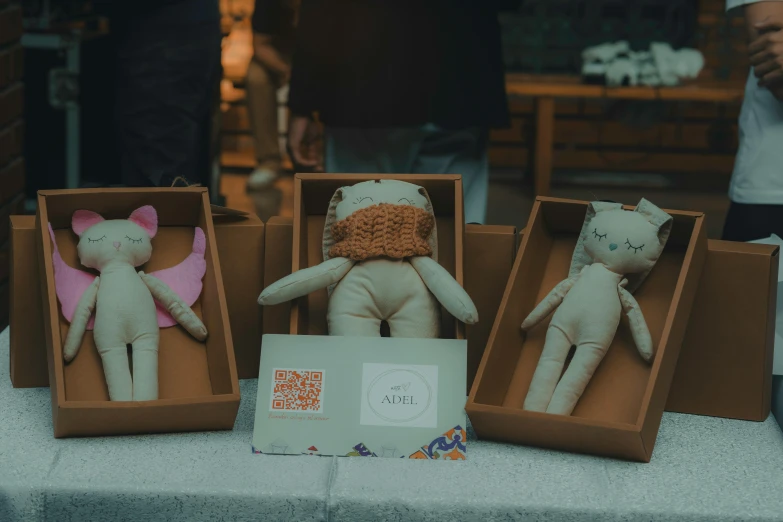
left=258, top=179, right=478, bottom=337
left=48, top=206, right=209, bottom=402
left=520, top=199, right=672, bottom=416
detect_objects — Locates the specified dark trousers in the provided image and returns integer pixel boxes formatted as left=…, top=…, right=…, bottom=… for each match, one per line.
left=114, top=19, right=221, bottom=187
left=722, top=202, right=783, bottom=241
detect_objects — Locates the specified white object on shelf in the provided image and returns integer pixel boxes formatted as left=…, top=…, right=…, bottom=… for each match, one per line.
left=581, top=40, right=630, bottom=64
left=581, top=41, right=705, bottom=88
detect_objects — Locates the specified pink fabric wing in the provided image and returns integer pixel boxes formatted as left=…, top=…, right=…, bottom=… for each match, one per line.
left=48, top=223, right=97, bottom=329
left=148, top=227, right=207, bottom=327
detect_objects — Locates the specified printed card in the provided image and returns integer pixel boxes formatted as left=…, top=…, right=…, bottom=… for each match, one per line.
left=252, top=334, right=467, bottom=459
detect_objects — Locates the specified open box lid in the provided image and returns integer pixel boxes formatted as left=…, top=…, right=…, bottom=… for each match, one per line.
left=749, top=234, right=783, bottom=284
left=748, top=234, right=783, bottom=376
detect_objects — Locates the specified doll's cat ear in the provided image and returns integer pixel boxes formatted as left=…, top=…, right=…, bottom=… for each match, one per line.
left=72, top=210, right=105, bottom=237
left=129, top=205, right=158, bottom=238
left=635, top=198, right=673, bottom=241
left=418, top=187, right=433, bottom=211
left=417, top=186, right=438, bottom=261
left=587, top=201, right=623, bottom=215
left=322, top=187, right=348, bottom=263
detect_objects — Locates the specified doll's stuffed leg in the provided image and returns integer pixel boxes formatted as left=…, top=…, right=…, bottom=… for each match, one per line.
left=131, top=331, right=160, bottom=401
left=328, top=280, right=383, bottom=336
left=328, top=314, right=382, bottom=337
left=387, top=292, right=440, bottom=338
left=97, top=344, right=133, bottom=401
left=523, top=326, right=572, bottom=412
left=546, top=341, right=607, bottom=415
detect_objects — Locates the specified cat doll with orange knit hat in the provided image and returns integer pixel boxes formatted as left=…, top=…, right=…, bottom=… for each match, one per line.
left=258, top=179, right=478, bottom=337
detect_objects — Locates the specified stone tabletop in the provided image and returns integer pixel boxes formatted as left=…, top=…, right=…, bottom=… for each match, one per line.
left=2, top=328, right=783, bottom=522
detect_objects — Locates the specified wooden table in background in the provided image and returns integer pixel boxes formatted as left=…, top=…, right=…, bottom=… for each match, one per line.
left=505, top=74, right=746, bottom=196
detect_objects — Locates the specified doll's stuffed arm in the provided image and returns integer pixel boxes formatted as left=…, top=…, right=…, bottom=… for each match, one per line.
left=408, top=256, right=478, bottom=324
left=258, top=257, right=355, bottom=306
left=139, top=272, right=208, bottom=341
left=520, top=274, right=579, bottom=331
left=63, top=277, right=100, bottom=362
left=618, top=281, right=654, bottom=362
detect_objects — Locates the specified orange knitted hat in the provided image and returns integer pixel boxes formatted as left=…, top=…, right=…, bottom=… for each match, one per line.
left=328, top=203, right=435, bottom=261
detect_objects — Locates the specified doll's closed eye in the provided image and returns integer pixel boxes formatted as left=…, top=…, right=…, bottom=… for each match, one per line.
left=592, top=228, right=607, bottom=241
left=125, top=235, right=143, bottom=244
left=87, top=235, right=106, bottom=243
left=354, top=197, right=373, bottom=204
left=398, top=198, right=412, bottom=204
left=625, top=239, right=644, bottom=253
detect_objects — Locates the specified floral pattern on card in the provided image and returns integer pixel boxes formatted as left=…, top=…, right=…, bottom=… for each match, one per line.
left=346, top=442, right=377, bottom=457
left=408, top=425, right=467, bottom=460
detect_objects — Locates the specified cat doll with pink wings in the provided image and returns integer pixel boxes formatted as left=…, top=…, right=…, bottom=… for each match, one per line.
left=48, top=205, right=208, bottom=402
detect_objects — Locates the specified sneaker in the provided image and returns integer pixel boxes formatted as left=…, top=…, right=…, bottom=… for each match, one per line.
left=246, top=167, right=279, bottom=191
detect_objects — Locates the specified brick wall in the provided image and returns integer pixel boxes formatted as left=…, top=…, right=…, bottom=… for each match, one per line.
left=0, top=1, right=25, bottom=328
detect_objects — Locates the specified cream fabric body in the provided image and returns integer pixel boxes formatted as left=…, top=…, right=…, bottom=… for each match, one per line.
left=258, top=179, right=478, bottom=337
left=521, top=199, right=672, bottom=416
left=523, top=264, right=623, bottom=414
left=328, top=258, right=440, bottom=337
left=93, top=262, right=160, bottom=401
left=63, top=211, right=207, bottom=402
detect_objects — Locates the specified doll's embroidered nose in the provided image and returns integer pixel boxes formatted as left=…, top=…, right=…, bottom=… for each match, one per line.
left=609, top=243, right=618, bottom=251
left=113, top=241, right=121, bottom=250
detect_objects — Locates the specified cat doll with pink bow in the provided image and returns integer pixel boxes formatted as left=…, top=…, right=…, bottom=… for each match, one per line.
left=48, top=205, right=208, bottom=402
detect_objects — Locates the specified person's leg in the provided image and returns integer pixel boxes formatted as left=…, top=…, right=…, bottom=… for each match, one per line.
left=245, top=59, right=284, bottom=189
left=114, top=19, right=221, bottom=187
left=411, top=126, right=489, bottom=224
left=722, top=201, right=783, bottom=241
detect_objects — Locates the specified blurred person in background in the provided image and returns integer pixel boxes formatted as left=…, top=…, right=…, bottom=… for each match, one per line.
left=285, top=0, right=520, bottom=224
left=245, top=0, right=299, bottom=191
left=109, top=0, right=222, bottom=188
left=722, top=0, right=783, bottom=241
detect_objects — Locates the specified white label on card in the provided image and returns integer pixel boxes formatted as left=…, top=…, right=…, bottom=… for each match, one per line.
left=360, top=363, right=438, bottom=428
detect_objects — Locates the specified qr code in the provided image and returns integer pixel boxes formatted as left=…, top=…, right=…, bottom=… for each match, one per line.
left=270, top=369, right=324, bottom=413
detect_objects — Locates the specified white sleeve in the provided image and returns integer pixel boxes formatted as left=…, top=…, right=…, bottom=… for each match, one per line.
left=727, top=0, right=783, bottom=12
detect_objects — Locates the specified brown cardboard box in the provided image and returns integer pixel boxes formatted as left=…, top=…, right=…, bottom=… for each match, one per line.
left=261, top=216, right=294, bottom=338
left=464, top=225, right=517, bottom=391
left=262, top=217, right=517, bottom=391
left=667, top=240, right=778, bottom=421
left=515, top=229, right=778, bottom=422
left=290, top=173, right=466, bottom=338
left=10, top=207, right=265, bottom=387
left=213, top=210, right=265, bottom=379
left=467, top=197, right=707, bottom=462
left=9, top=215, right=47, bottom=387
left=36, top=188, right=240, bottom=438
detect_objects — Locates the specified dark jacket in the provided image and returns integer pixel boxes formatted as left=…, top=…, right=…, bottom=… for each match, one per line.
left=251, top=0, right=298, bottom=52
left=288, top=0, right=520, bottom=129
left=103, top=0, right=220, bottom=27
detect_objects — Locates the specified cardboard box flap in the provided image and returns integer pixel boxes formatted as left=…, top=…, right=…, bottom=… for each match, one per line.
left=748, top=235, right=783, bottom=376
left=749, top=235, right=783, bottom=283
left=210, top=204, right=249, bottom=217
